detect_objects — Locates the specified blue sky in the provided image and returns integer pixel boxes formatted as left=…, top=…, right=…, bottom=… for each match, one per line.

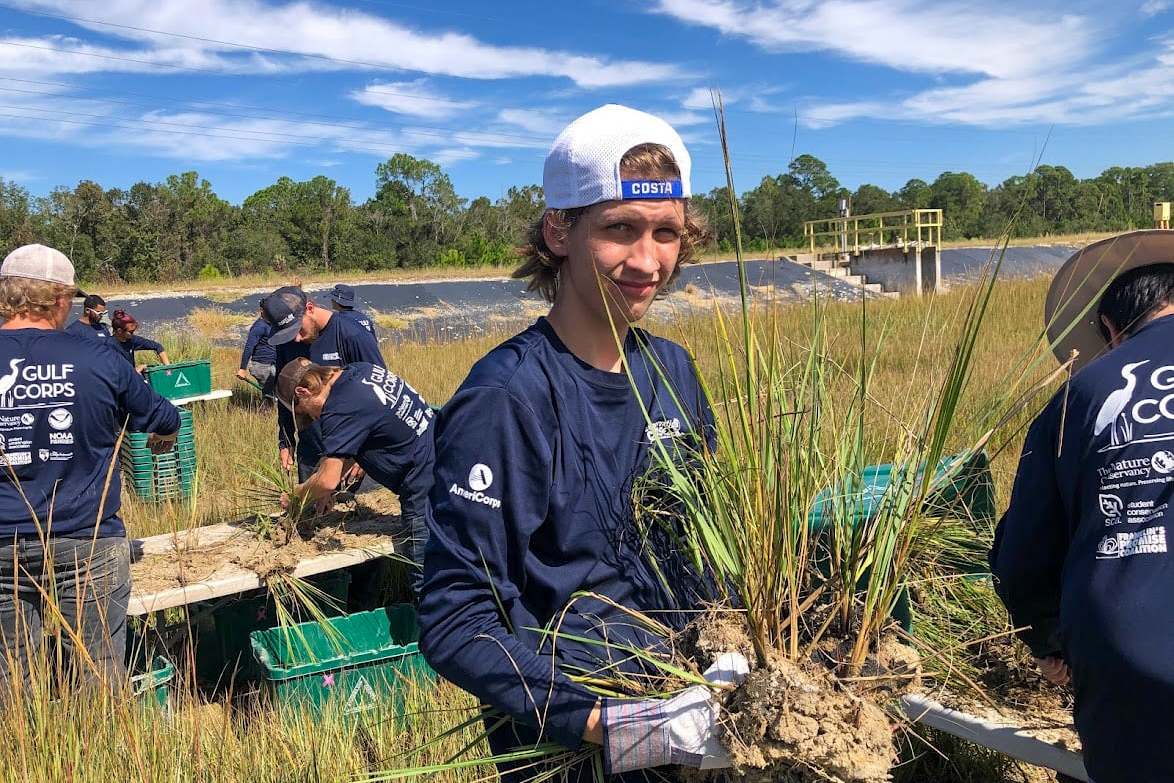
left=0, top=0, right=1171, bottom=206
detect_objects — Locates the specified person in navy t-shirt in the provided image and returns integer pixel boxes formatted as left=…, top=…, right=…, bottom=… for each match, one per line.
left=329, top=283, right=376, bottom=337
left=261, top=286, right=385, bottom=482
left=0, top=244, right=180, bottom=692
left=237, top=299, right=277, bottom=399
left=109, top=309, right=169, bottom=372
left=276, top=358, right=434, bottom=596
left=991, top=231, right=1174, bottom=783
left=65, top=293, right=112, bottom=340
left=418, top=105, right=747, bottom=782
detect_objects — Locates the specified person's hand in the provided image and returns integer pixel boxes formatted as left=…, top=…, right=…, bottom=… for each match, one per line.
left=1034, top=656, right=1071, bottom=687
left=314, top=494, right=335, bottom=516
left=146, top=430, right=178, bottom=455
left=136, top=364, right=147, bottom=374
left=236, top=368, right=249, bottom=380
left=279, top=447, right=295, bottom=472
left=343, top=463, right=365, bottom=484
left=604, top=652, right=750, bottom=773
left=279, top=491, right=290, bottom=509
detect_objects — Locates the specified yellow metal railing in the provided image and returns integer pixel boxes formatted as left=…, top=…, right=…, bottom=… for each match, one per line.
left=803, top=208, right=943, bottom=254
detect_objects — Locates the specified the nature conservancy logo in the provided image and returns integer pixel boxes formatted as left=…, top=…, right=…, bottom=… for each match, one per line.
left=449, top=462, right=501, bottom=509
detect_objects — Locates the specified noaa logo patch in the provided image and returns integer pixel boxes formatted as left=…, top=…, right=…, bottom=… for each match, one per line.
left=48, top=408, right=73, bottom=430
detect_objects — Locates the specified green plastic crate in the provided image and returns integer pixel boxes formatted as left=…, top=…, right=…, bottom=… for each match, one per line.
left=131, top=655, right=176, bottom=713
left=193, top=570, right=352, bottom=687
left=122, top=408, right=198, bottom=501
left=250, top=604, right=435, bottom=720
left=144, top=360, right=212, bottom=399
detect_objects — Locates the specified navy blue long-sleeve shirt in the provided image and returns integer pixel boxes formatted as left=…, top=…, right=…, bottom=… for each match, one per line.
left=419, top=318, right=715, bottom=757
left=109, top=334, right=165, bottom=366
left=66, top=319, right=111, bottom=341
left=319, top=362, right=434, bottom=517
left=274, top=313, right=385, bottom=461
left=335, top=308, right=376, bottom=337
left=240, top=318, right=275, bottom=369
left=0, top=329, right=180, bottom=538
left=991, top=314, right=1174, bottom=783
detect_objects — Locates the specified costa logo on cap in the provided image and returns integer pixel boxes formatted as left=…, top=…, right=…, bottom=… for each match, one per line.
left=621, top=179, right=683, bottom=199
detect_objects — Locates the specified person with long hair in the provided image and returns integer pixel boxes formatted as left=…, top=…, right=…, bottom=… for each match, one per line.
left=275, top=357, right=434, bottom=596
left=418, top=105, right=745, bottom=781
left=109, top=309, right=169, bottom=372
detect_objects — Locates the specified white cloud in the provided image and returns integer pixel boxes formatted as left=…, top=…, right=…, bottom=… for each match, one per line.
left=5, top=0, right=689, bottom=87
left=653, top=0, right=1174, bottom=128
left=350, top=80, right=473, bottom=120
left=652, top=0, right=1090, bottom=79
left=1141, top=0, right=1171, bottom=16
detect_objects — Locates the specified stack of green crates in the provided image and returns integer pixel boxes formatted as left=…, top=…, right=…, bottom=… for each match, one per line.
left=122, top=407, right=197, bottom=501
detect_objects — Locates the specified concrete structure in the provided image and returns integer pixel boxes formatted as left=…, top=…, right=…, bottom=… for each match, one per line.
left=795, top=208, right=944, bottom=297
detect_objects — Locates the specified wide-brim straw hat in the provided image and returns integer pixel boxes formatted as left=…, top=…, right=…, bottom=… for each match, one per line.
left=1045, top=229, right=1174, bottom=371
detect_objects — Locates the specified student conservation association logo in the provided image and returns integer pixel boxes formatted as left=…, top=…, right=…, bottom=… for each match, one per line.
left=448, top=463, right=501, bottom=509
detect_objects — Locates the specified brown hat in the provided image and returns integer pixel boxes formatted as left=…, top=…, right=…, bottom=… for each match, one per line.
left=1045, top=230, right=1174, bottom=371
left=276, top=357, right=315, bottom=430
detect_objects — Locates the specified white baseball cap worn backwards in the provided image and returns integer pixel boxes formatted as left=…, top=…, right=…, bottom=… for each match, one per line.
left=1, top=244, right=81, bottom=288
left=543, top=104, right=692, bottom=210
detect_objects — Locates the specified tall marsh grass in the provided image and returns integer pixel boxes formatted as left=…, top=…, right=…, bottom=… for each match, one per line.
left=22, top=275, right=1062, bottom=783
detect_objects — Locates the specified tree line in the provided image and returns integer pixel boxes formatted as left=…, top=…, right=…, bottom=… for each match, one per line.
left=1, top=152, right=1170, bottom=284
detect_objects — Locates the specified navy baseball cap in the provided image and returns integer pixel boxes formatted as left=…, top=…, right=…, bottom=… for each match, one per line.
left=331, top=284, right=355, bottom=307
left=262, top=286, right=307, bottom=345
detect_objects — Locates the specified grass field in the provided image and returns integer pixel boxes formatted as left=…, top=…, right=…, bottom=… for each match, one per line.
left=11, top=272, right=1068, bottom=783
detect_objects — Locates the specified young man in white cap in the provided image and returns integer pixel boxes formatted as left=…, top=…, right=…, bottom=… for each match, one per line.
left=329, top=284, right=376, bottom=337
left=0, top=244, right=180, bottom=693
left=991, top=230, right=1174, bottom=783
left=260, top=285, right=385, bottom=481
left=419, top=105, right=747, bottom=781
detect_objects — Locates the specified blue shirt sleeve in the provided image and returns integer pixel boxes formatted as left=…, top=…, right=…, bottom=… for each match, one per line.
left=129, top=335, right=166, bottom=356
left=113, top=350, right=182, bottom=435
left=418, top=385, right=598, bottom=751
left=241, top=320, right=266, bottom=370
left=989, top=392, right=1069, bottom=658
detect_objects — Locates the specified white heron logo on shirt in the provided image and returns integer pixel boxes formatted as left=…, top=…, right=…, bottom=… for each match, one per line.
left=1094, top=361, right=1150, bottom=447
left=361, top=377, right=389, bottom=406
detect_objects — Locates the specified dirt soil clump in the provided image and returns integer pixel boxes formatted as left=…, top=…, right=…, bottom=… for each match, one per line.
left=683, top=612, right=918, bottom=783
left=131, top=490, right=404, bottom=595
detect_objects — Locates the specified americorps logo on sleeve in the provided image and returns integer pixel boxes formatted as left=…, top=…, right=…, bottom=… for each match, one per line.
left=448, top=462, right=501, bottom=509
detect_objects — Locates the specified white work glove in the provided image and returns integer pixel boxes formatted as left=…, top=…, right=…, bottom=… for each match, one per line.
left=603, top=652, right=750, bottom=773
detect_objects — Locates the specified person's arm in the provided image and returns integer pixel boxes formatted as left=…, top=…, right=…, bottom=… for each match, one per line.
left=296, top=456, right=345, bottom=504
left=419, top=386, right=599, bottom=751
left=989, top=394, right=1069, bottom=659
left=115, top=351, right=181, bottom=438
left=157, top=350, right=170, bottom=365
left=240, top=321, right=264, bottom=371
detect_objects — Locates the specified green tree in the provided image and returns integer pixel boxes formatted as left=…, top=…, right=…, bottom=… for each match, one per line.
left=929, top=172, right=987, bottom=239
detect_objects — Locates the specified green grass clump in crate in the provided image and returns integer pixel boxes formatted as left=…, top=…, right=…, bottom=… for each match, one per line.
left=193, top=570, right=352, bottom=687
left=250, top=604, right=434, bottom=721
